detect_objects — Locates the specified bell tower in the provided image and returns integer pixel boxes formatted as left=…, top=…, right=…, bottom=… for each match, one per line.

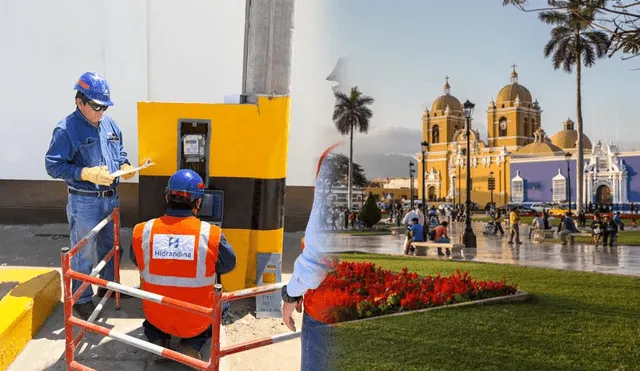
left=487, top=65, right=541, bottom=149
left=422, top=77, right=466, bottom=153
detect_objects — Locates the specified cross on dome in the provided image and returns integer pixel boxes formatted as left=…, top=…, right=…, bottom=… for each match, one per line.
left=510, top=63, right=519, bottom=83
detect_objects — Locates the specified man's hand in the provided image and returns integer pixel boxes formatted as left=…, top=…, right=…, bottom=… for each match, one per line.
left=81, top=166, right=114, bottom=186
left=282, top=300, right=303, bottom=332
left=119, top=164, right=136, bottom=180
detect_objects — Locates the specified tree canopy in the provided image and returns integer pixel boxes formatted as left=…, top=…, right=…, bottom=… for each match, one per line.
left=504, top=0, right=640, bottom=67
left=317, top=153, right=369, bottom=191
left=333, top=86, right=375, bottom=136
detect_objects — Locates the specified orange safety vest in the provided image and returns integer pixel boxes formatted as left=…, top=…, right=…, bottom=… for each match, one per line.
left=131, top=215, right=221, bottom=338
left=300, top=237, right=335, bottom=324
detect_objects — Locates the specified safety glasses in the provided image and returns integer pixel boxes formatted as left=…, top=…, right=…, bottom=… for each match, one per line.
left=86, top=100, right=108, bottom=112
left=81, top=97, right=108, bottom=112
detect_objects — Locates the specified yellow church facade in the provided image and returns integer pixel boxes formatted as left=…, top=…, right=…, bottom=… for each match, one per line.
left=418, top=66, right=547, bottom=208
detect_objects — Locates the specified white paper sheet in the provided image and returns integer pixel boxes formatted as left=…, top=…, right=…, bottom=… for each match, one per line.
left=110, top=160, right=155, bottom=177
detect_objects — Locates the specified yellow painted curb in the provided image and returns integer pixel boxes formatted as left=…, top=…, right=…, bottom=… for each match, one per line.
left=0, top=268, right=61, bottom=371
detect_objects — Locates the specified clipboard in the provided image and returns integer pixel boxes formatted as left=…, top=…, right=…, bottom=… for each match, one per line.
left=110, top=160, right=155, bottom=177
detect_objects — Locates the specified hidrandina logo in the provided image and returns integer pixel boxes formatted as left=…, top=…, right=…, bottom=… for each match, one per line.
left=152, top=234, right=195, bottom=260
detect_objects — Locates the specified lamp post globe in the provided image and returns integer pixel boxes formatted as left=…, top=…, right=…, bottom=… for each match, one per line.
left=462, top=100, right=477, bottom=248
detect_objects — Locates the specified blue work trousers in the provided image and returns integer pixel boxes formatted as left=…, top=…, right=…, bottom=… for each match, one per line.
left=143, top=320, right=212, bottom=352
left=301, top=311, right=336, bottom=371
left=67, top=193, right=122, bottom=304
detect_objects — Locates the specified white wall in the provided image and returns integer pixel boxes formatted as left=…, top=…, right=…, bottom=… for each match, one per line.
left=0, top=0, right=331, bottom=185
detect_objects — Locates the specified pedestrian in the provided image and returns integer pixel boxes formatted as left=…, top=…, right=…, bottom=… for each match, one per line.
left=281, top=143, right=340, bottom=371
left=129, top=169, right=236, bottom=362
left=508, top=207, right=522, bottom=244
left=45, top=72, right=137, bottom=319
left=602, top=215, right=618, bottom=247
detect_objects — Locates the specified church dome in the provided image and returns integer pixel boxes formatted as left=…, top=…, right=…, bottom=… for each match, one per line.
left=515, top=128, right=565, bottom=156
left=431, top=77, right=463, bottom=113
left=496, top=65, right=533, bottom=105
left=549, top=118, right=593, bottom=150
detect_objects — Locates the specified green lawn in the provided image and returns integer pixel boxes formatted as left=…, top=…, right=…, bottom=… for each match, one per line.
left=331, top=253, right=640, bottom=371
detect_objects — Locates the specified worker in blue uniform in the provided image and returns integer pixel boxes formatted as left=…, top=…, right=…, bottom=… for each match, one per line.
left=45, top=72, right=136, bottom=319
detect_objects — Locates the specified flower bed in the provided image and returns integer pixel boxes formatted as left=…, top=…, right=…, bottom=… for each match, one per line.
left=323, top=261, right=519, bottom=323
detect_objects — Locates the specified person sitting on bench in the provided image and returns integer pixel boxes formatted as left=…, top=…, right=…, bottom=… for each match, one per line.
left=528, top=212, right=545, bottom=239
left=431, top=221, right=451, bottom=256
left=403, top=217, right=424, bottom=255
left=559, top=211, right=580, bottom=245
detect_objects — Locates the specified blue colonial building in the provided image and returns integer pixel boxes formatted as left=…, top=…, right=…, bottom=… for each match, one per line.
left=510, top=119, right=640, bottom=206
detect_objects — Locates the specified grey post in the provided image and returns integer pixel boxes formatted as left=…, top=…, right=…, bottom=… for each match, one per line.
left=242, top=0, right=296, bottom=97
left=241, top=0, right=296, bottom=316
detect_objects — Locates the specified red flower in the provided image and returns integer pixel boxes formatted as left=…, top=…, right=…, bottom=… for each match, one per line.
left=321, top=261, right=518, bottom=323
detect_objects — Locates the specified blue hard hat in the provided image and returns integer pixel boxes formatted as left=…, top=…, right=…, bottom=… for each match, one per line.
left=165, top=169, right=205, bottom=201
left=74, top=72, right=114, bottom=106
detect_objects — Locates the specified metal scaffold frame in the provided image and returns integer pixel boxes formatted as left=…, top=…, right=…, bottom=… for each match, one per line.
left=61, top=207, right=300, bottom=371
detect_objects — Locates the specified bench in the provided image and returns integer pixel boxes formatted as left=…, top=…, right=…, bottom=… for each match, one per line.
left=410, top=241, right=464, bottom=257
left=531, top=228, right=556, bottom=243
left=563, top=232, right=590, bottom=244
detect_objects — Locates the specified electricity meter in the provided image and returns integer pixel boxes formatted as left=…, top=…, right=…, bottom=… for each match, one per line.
left=182, top=134, right=206, bottom=163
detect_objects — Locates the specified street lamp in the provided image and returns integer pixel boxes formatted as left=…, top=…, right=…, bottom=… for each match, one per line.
left=565, top=152, right=572, bottom=216
left=409, top=161, right=415, bottom=209
left=462, top=100, right=477, bottom=248
left=457, top=163, right=461, bottom=208
left=420, top=141, right=429, bottom=209
left=489, top=171, right=495, bottom=212
left=421, top=141, right=429, bottom=241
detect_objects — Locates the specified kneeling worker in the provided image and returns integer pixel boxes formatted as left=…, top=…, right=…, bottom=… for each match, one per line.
left=130, top=169, right=236, bottom=360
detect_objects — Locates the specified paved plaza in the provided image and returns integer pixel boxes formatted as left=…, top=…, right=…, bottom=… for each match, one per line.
left=325, top=222, right=640, bottom=277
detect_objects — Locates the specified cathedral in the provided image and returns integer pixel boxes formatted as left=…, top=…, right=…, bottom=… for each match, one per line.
left=418, top=66, right=640, bottom=208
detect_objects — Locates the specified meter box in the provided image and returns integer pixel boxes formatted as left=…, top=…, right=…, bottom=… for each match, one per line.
left=178, top=120, right=210, bottom=185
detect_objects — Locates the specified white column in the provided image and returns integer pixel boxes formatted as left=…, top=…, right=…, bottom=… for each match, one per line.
left=584, top=173, right=590, bottom=204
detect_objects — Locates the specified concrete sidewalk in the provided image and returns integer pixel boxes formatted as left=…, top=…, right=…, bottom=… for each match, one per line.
left=0, top=224, right=305, bottom=371
left=6, top=269, right=302, bottom=371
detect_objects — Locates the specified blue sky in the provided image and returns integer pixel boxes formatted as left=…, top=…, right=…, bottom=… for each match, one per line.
left=321, top=0, right=639, bottom=152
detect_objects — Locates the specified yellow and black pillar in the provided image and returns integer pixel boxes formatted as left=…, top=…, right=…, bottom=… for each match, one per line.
left=137, top=96, right=290, bottom=292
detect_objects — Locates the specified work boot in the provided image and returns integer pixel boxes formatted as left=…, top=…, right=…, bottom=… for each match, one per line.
left=177, top=343, right=203, bottom=369
left=95, top=287, right=134, bottom=299
left=73, top=301, right=97, bottom=320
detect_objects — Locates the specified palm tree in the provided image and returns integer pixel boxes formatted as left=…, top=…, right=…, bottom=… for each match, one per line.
left=539, top=0, right=609, bottom=213
left=332, top=86, right=375, bottom=210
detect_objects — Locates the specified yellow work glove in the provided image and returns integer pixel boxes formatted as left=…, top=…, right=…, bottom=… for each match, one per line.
left=81, top=166, right=114, bottom=186
left=119, top=164, right=136, bottom=180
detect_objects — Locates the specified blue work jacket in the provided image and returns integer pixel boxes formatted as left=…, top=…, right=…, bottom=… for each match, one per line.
left=45, top=108, right=130, bottom=191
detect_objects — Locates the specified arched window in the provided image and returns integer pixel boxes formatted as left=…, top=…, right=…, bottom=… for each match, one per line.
left=552, top=169, right=567, bottom=203
left=432, top=125, right=440, bottom=144
left=511, top=171, right=525, bottom=203
left=532, top=119, right=538, bottom=132
left=524, top=117, right=529, bottom=137
left=499, top=117, right=507, bottom=137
